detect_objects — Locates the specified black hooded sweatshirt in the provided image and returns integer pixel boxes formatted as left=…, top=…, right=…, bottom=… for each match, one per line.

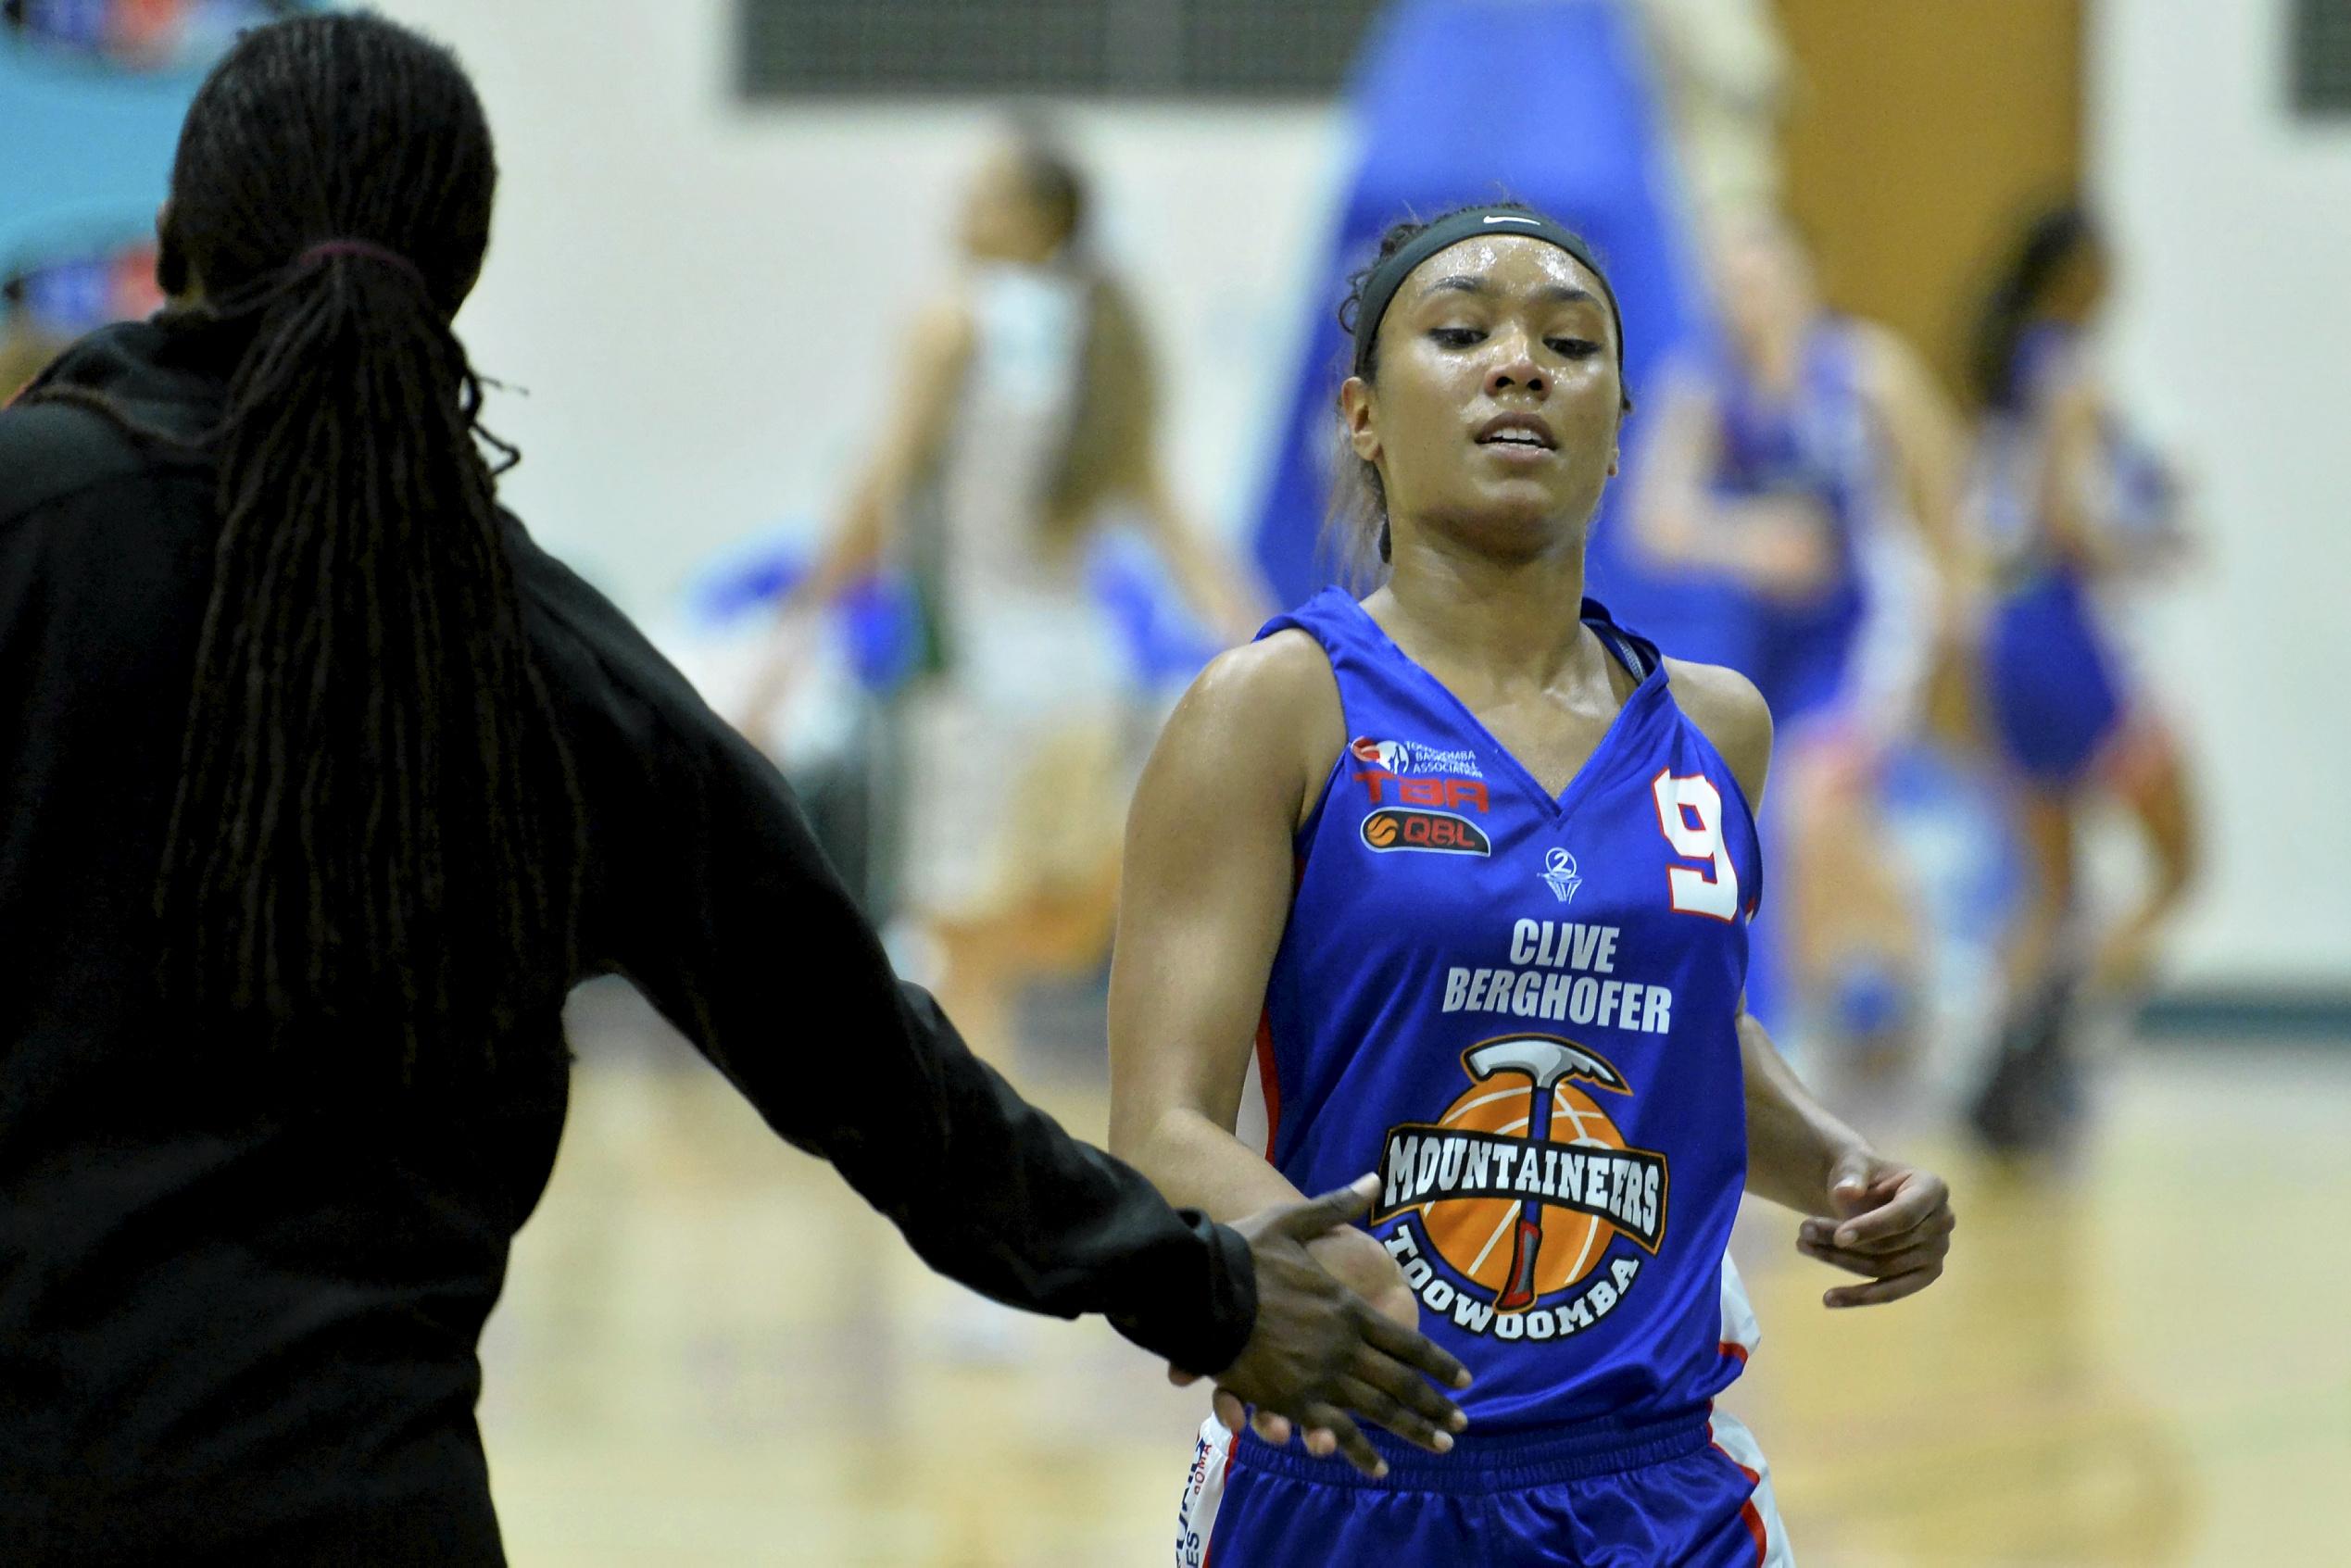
left=0, top=318, right=1252, bottom=1565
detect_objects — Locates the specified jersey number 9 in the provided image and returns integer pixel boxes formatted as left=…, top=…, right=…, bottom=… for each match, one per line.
left=1651, top=770, right=1739, bottom=922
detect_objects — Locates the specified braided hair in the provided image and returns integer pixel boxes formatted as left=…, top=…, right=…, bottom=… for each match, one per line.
left=38, top=14, right=582, bottom=1072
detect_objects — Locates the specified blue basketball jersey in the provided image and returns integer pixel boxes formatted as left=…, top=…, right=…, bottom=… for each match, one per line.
left=1705, top=320, right=1880, bottom=727
left=1973, top=321, right=2173, bottom=784
left=1256, top=589, right=1765, bottom=1432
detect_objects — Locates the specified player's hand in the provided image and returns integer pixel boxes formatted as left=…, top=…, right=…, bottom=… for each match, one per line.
left=1308, top=1224, right=1417, bottom=1329
left=1796, top=1148, right=1955, bottom=1308
left=1198, top=1224, right=1423, bottom=1459
left=1738, top=498, right=1838, bottom=600
left=1173, top=1174, right=1470, bottom=1478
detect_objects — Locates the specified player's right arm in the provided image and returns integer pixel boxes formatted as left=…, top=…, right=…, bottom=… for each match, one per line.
left=2035, top=370, right=2131, bottom=576
left=1108, top=633, right=1322, bottom=1212
left=1108, top=633, right=1418, bottom=1332
left=1626, top=364, right=1837, bottom=598
left=737, top=299, right=974, bottom=741
left=1853, top=319, right=1980, bottom=636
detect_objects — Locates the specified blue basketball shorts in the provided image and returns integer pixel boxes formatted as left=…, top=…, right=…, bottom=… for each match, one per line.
left=1175, top=1405, right=1792, bottom=1567
left=1984, top=569, right=2128, bottom=789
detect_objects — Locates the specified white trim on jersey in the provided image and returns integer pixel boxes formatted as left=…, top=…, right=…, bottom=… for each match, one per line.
left=1719, top=1254, right=1763, bottom=1361
left=1176, top=1416, right=1235, bottom=1568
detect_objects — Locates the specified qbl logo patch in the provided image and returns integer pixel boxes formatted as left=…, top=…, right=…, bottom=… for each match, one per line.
left=1361, top=808, right=1490, bottom=856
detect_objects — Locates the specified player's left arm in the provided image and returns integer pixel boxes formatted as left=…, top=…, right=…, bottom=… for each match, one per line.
left=1739, top=1011, right=1953, bottom=1306
left=1127, top=458, right=1273, bottom=648
left=1668, top=657, right=1956, bottom=1308
left=1854, top=320, right=1980, bottom=638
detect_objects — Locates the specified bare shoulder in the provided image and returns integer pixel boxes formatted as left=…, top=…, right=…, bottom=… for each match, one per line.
left=1151, top=629, right=1343, bottom=825
left=1174, top=628, right=1340, bottom=754
left=1847, top=318, right=1948, bottom=410
left=906, top=296, right=977, bottom=370
left=1662, top=656, right=1773, bottom=810
left=1846, top=316, right=1921, bottom=376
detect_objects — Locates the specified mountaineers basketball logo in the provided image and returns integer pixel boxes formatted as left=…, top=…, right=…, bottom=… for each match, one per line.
left=1372, top=1035, right=1667, bottom=1341
left=1352, top=735, right=1491, bottom=855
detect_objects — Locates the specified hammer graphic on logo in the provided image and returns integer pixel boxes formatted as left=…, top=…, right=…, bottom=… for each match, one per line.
left=1465, top=1036, right=1628, bottom=1311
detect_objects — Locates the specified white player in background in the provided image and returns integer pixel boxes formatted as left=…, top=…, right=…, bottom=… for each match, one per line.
left=742, top=125, right=1264, bottom=1067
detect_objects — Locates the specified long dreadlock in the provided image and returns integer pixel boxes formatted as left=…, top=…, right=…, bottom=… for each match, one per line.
left=33, top=13, right=582, bottom=1072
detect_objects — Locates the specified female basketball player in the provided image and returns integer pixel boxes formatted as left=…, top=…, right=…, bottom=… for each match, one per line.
left=0, top=19, right=1465, bottom=1562
left=1964, top=206, right=2196, bottom=1153
left=1629, top=211, right=1971, bottom=1069
left=1109, top=206, right=1955, bottom=1563
left=742, top=128, right=1265, bottom=1064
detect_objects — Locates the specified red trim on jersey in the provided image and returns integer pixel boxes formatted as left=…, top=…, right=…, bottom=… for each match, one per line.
left=1717, top=1339, right=1750, bottom=1364
left=1251, top=853, right=1306, bottom=1163
left=1254, top=1009, right=1281, bottom=1162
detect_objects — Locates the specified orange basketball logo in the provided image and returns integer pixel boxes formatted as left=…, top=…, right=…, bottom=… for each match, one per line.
left=1376, top=1036, right=1666, bottom=1317
left=1420, top=1077, right=1629, bottom=1301
left=1364, top=813, right=1399, bottom=847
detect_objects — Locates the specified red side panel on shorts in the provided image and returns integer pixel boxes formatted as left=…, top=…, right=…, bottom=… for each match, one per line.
left=1733, top=1499, right=1768, bottom=1565
left=1707, top=1408, right=1767, bottom=1568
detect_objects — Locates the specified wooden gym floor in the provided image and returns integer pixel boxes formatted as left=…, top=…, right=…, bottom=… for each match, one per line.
left=476, top=985, right=2348, bottom=1566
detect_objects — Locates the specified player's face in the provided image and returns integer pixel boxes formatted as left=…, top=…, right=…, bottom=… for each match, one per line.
left=2051, top=239, right=2111, bottom=323
left=960, top=146, right=1055, bottom=265
left=1347, top=237, right=1625, bottom=558
left=1711, top=220, right=1814, bottom=354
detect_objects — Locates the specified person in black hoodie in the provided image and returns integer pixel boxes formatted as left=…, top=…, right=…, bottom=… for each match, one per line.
left=0, top=14, right=1466, bottom=1563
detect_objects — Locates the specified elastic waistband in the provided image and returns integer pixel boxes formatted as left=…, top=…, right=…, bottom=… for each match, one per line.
left=1232, top=1408, right=1712, bottom=1494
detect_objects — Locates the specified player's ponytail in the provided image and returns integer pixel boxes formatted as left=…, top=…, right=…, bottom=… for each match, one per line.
left=1046, top=270, right=1159, bottom=544
left=87, top=15, right=580, bottom=1070
left=1969, top=204, right=2095, bottom=414
left=988, top=126, right=1163, bottom=550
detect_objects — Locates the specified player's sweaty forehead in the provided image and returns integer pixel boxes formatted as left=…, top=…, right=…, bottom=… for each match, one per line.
left=1399, top=239, right=1616, bottom=335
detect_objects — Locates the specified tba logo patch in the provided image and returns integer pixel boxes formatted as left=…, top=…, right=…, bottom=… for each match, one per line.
left=1361, top=808, right=1490, bottom=856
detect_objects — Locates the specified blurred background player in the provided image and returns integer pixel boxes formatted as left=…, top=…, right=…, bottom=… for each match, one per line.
left=1628, top=210, right=1971, bottom=1075
left=1964, top=203, right=2197, bottom=1155
left=1632, top=0, right=1791, bottom=224
left=740, top=126, right=1265, bottom=1069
